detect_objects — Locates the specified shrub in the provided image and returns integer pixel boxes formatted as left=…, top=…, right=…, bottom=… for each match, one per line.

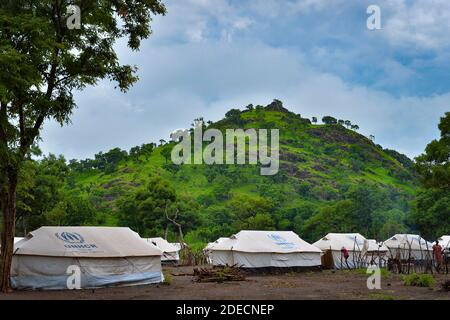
left=163, top=272, right=173, bottom=285
left=402, top=273, right=435, bottom=287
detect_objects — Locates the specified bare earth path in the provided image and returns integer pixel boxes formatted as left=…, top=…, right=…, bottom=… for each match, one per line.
left=1, top=267, right=449, bottom=300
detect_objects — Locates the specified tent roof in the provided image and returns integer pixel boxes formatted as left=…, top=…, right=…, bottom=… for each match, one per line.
left=171, top=242, right=188, bottom=250
left=14, top=227, right=162, bottom=258
left=207, top=230, right=322, bottom=254
left=366, top=239, right=388, bottom=252
left=144, top=237, right=179, bottom=253
left=14, top=237, right=24, bottom=244
left=383, top=234, right=433, bottom=251
left=313, top=233, right=368, bottom=251
left=438, top=236, right=450, bottom=248
left=205, top=237, right=229, bottom=251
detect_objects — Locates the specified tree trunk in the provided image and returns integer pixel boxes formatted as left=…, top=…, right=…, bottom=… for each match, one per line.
left=164, top=224, right=169, bottom=240
left=0, top=171, right=18, bottom=293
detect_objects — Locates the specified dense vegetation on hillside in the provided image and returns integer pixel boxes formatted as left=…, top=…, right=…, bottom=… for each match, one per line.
left=12, top=101, right=431, bottom=248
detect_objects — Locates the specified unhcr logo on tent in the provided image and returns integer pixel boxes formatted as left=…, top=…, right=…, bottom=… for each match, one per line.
left=267, top=234, right=296, bottom=249
left=56, top=232, right=85, bottom=244
left=55, top=232, right=98, bottom=249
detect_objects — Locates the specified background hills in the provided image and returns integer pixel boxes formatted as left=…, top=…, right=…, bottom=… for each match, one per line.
left=17, top=100, right=420, bottom=249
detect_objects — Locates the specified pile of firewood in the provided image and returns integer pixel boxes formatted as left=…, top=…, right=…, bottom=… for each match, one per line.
left=193, top=265, right=246, bottom=283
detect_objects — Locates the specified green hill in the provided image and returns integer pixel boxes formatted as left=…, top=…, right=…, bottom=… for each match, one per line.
left=55, top=100, right=417, bottom=247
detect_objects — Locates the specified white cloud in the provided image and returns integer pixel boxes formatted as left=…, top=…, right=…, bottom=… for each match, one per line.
left=38, top=0, right=450, bottom=160
left=41, top=37, right=448, bottom=160
left=383, top=0, right=450, bottom=50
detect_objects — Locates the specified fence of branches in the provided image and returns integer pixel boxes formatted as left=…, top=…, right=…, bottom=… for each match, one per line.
left=334, top=237, right=449, bottom=275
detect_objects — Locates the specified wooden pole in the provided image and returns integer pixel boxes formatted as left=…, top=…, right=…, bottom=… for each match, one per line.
left=423, top=237, right=432, bottom=274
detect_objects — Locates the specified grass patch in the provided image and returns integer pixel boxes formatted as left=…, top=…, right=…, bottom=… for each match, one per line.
left=401, top=273, right=435, bottom=287
left=163, top=272, right=173, bottom=285
left=369, top=292, right=395, bottom=300
left=354, top=268, right=391, bottom=278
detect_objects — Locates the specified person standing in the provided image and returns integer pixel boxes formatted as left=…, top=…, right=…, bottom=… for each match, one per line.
left=432, top=240, right=443, bottom=273
left=341, top=247, right=350, bottom=269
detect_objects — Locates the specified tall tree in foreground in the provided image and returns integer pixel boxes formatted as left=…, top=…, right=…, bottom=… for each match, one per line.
left=0, top=0, right=166, bottom=292
left=413, top=112, right=450, bottom=239
left=415, top=112, right=450, bottom=189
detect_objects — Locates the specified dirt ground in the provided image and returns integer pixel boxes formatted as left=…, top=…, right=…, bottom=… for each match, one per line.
left=0, top=266, right=449, bottom=300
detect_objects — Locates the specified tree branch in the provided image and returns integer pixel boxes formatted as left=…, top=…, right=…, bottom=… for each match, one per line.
left=165, top=207, right=180, bottom=227
left=55, top=74, right=73, bottom=86
left=25, top=1, right=65, bottom=152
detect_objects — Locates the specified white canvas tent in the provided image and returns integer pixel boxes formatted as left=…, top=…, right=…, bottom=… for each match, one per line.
left=313, top=233, right=372, bottom=269
left=204, top=237, right=229, bottom=264
left=438, top=236, right=450, bottom=249
left=383, top=234, right=433, bottom=260
left=205, top=230, right=322, bottom=268
left=143, top=237, right=180, bottom=262
left=12, top=227, right=163, bottom=290
left=204, top=237, right=228, bottom=251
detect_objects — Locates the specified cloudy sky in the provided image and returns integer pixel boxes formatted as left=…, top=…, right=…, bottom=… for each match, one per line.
left=41, top=0, right=450, bottom=160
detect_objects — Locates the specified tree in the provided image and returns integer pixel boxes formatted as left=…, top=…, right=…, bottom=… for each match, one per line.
left=412, top=112, right=450, bottom=238
left=94, top=148, right=128, bottom=172
left=344, top=120, right=351, bottom=128
left=160, top=144, right=173, bottom=164
left=129, top=145, right=142, bottom=161
left=246, top=213, right=275, bottom=230
left=345, top=184, right=386, bottom=237
left=117, top=176, right=176, bottom=237
left=338, top=119, right=345, bottom=126
left=227, top=194, right=274, bottom=230
left=322, top=116, right=337, bottom=125
left=371, top=208, right=407, bottom=240
left=351, top=124, right=359, bottom=131
left=312, top=117, right=317, bottom=124
left=415, top=112, right=450, bottom=189
left=301, top=200, right=355, bottom=241
left=225, top=109, right=241, bottom=120
left=245, top=104, right=254, bottom=111
left=163, top=197, right=202, bottom=244
left=0, top=0, right=166, bottom=292
left=140, top=143, right=156, bottom=160
left=44, top=195, right=96, bottom=226
left=117, top=176, right=202, bottom=241
left=411, top=189, right=450, bottom=239
left=16, top=154, right=69, bottom=234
